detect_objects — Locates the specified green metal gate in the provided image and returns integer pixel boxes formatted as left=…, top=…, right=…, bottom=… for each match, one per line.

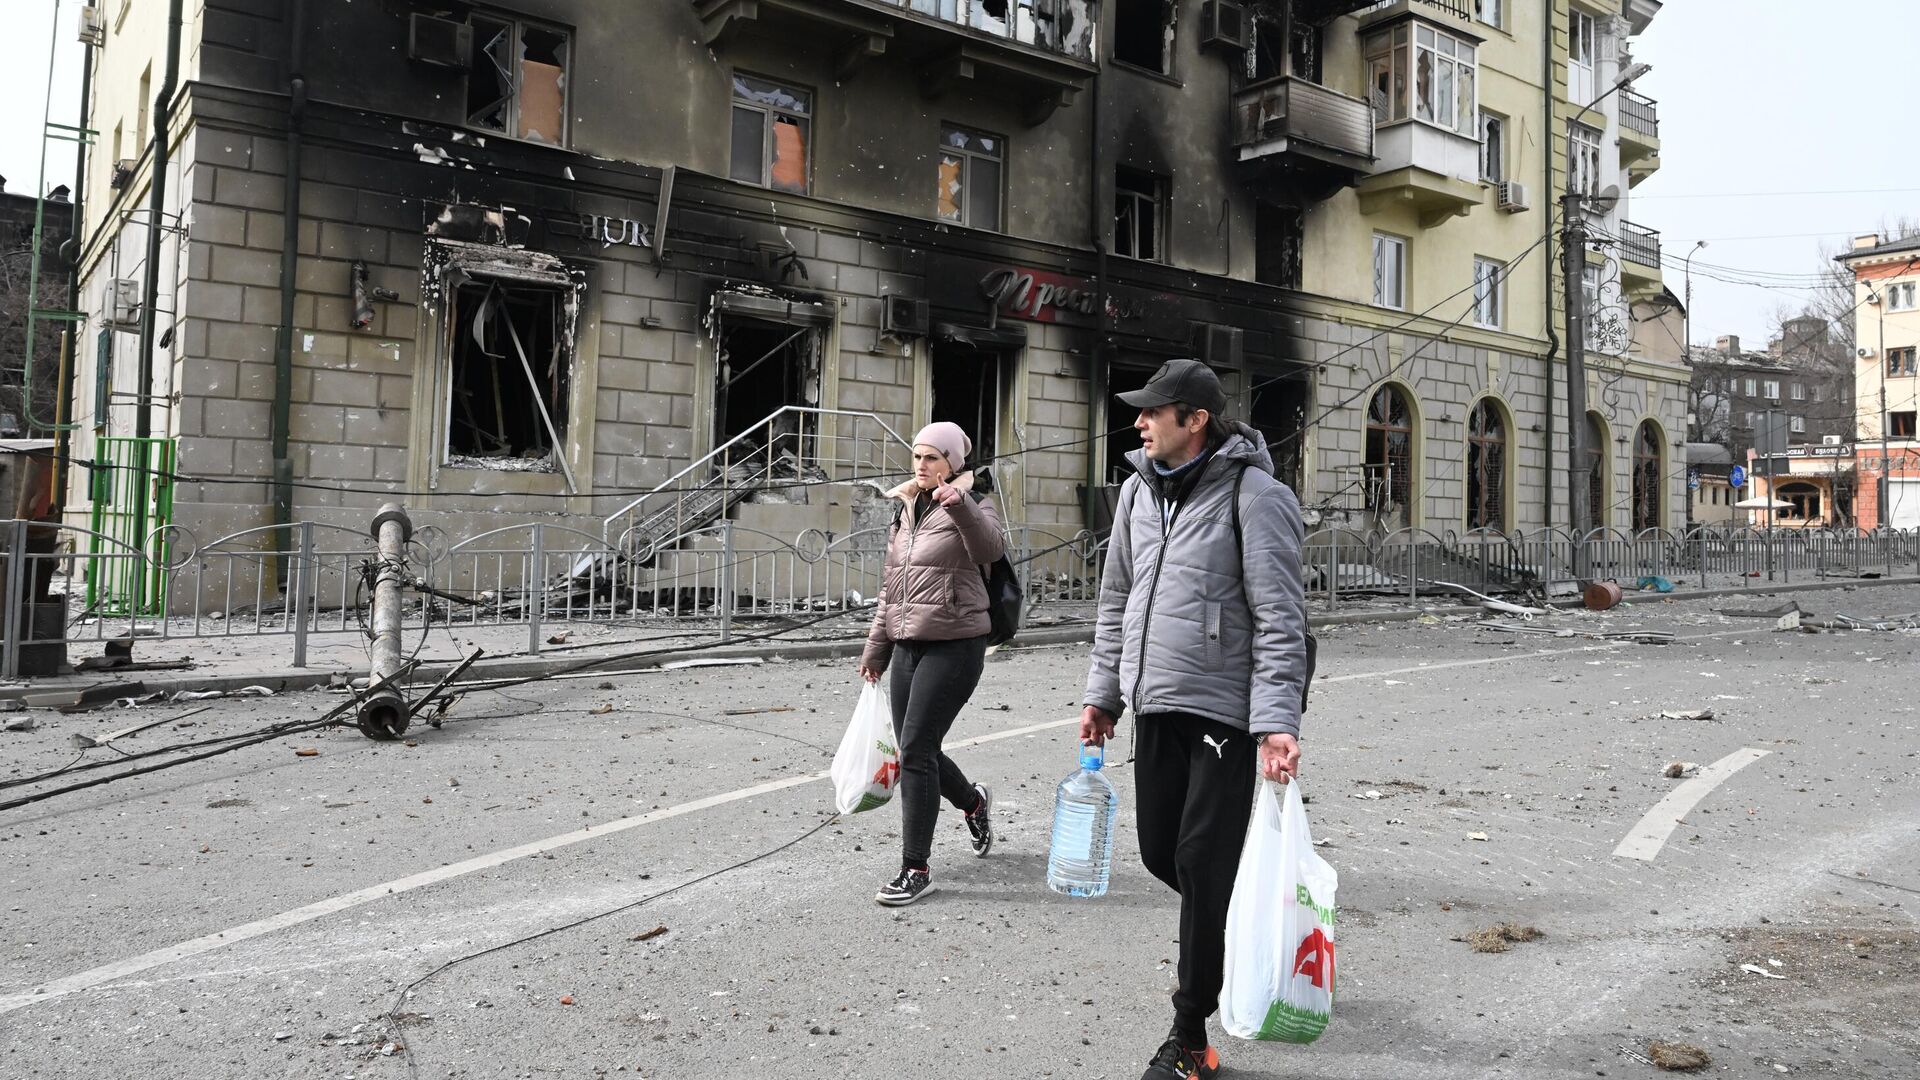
left=87, top=437, right=176, bottom=615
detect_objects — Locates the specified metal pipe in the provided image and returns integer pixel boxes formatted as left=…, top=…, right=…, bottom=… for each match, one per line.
left=359, top=502, right=412, bottom=739
left=133, top=0, right=184, bottom=442
left=52, top=1, right=98, bottom=512
left=272, top=0, right=311, bottom=586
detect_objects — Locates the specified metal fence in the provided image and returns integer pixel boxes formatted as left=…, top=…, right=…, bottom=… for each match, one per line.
left=6, top=518, right=1917, bottom=677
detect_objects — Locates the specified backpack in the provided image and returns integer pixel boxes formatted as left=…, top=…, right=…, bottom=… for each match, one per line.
left=1122, top=463, right=1317, bottom=713
left=890, top=493, right=1023, bottom=647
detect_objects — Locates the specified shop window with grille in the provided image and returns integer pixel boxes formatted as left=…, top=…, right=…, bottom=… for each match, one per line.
left=1364, top=384, right=1415, bottom=527
left=1466, top=397, right=1506, bottom=531
left=1631, top=420, right=1662, bottom=531
left=466, top=15, right=570, bottom=146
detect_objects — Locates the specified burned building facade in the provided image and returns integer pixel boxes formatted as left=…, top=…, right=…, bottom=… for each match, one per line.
left=67, top=0, right=1685, bottom=586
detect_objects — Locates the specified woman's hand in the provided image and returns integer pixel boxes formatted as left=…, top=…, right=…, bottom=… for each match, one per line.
left=859, top=665, right=882, bottom=684
left=932, top=480, right=964, bottom=508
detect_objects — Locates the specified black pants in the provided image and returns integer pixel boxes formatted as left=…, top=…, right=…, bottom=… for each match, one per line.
left=888, top=636, right=988, bottom=868
left=1135, top=711, right=1258, bottom=1042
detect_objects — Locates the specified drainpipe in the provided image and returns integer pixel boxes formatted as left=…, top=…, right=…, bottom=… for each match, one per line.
left=1084, top=61, right=1109, bottom=530
left=359, top=502, right=412, bottom=740
left=272, top=0, right=310, bottom=586
left=1540, top=5, right=1557, bottom=533
left=53, top=8, right=97, bottom=516
left=133, top=0, right=183, bottom=444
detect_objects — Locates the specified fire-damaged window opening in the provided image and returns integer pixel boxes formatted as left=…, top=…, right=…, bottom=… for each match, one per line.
left=1251, top=16, right=1320, bottom=82
left=1105, top=362, right=1158, bottom=484
left=1631, top=420, right=1662, bottom=531
left=1113, top=0, right=1173, bottom=74
left=1249, top=371, right=1309, bottom=493
left=445, top=276, right=577, bottom=487
left=465, top=13, right=570, bottom=147
left=1586, top=412, right=1608, bottom=527
left=730, top=74, right=812, bottom=195
left=1255, top=203, right=1304, bottom=290
left=1114, top=167, right=1165, bottom=262
left=1466, top=398, right=1507, bottom=531
left=930, top=342, right=1009, bottom=487
left=714, top=316, right=823, bottom=458
left=1364, top=384, right=1414, bottom=527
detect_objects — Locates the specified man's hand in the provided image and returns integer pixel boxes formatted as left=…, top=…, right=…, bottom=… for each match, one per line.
left=859, top=665, right=882, bottom=684
left=932, top=480, right=964, bottom=508
left=1080, top=705, right=1116, bottom=747
left=1258, top=733, right=1301, bottom=783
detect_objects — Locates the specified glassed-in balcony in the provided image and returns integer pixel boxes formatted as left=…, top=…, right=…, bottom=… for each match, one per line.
left=693, top=0, right=1098, bottom=124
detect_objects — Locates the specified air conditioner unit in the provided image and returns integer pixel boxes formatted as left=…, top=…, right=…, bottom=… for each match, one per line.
left=77, top=6, right=105, bottom=46
left=1496, top=180, right=1531, bottom=213
left=1191, top=322, right=1245, bottom=372
left=1199, top=1, right=1250, bottom=52
left=1823, top=435, right=1843, bottom=446
left=1857, top=346, right=1876, bottom=359
left=408, top=13, right=472, bottom=69
left=108, top=159, right=136, bottom=191
left=883, top=295, right=930, bottom=338
left=109, top=277, right=142, bottom=329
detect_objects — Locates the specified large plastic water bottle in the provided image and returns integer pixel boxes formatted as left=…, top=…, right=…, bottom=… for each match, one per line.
left=1047, top=742, right=1119, bottom=897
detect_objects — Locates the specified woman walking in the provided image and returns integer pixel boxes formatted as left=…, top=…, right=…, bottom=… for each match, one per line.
left=859, top=421, right=1005, bottom=906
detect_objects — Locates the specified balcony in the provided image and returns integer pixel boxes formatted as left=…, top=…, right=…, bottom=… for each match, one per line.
left=693, top=0, right=1099, bottom=124
left=1618, top=220, right=1662, bottom=296
left=1233, top=76, right=1376, bottom=194
left=1355, top=121, right=1485, bottom=225
left=1619, top=89, right=1660, bottom=181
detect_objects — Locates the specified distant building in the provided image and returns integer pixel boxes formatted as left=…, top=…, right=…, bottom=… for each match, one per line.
left=1836, top=232, right=1920, bottom=528
left=0, top=178, right=75, bottom=438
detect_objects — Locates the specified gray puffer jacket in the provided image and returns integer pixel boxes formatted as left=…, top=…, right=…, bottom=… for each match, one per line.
left=861, top=470, right=1005, bottom=674
left=1084, top=424, right=1310, bottom=738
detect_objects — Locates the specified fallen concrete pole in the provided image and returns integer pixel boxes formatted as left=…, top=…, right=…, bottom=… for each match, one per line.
left=359, top=503, right=412, bottom=739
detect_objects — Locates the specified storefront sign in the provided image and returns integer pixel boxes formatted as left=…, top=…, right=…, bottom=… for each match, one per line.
left=561, top=213, right=652, bottom=250
left=979, top=267, right=1143, bottom=323
left=1782, top=443, right=1850, bottom=459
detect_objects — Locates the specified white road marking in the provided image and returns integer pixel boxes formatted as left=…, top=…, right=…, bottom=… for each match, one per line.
left=1612, top=747, right=1772, bottom=861
left=0, top=631, right=1753, bottom=1015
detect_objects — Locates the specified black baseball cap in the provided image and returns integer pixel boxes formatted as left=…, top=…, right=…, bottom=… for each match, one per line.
left=1116, top=358, right=1227, bottom=415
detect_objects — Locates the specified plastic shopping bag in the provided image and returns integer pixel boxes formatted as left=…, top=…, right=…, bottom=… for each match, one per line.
left=830, top=682, right=900, bottom=814
left=1219, top=778, right=1339, bottom=1043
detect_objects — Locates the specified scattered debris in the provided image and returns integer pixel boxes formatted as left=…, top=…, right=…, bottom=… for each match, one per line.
left=20, top=681, right=146, bottom=713
left=1648, top=1041, right=1712, bottom=1071
left=1774, top=610, right=1803, bottom=631
left=1740, top=963, right=1787, bottom=980
left=632, top=926, right=669, bottom=942
left=1467, top=832, right=1490, bottom=842
left=295, top=748, right=321, bottom=758
left=724, top=706, right=795, bottom=716
left=1634, top=576, right=1676, bottom=593
left=1659, top=708, right=1715, bottom=722
left=1464, top=923, right=1542, bottom=953
left=660, top=657, right=764, bottom=671
left=589, top=704, right=613, bottom=715
left=559, top=995, right=575, bottom=1006
left=1721, top=602, right=1801, bottom=620
left=72, top=707, right=213, bottom=749
left=4, top=716, right=38, bottom=732
left=1352, top=789, right=1385, bottom=801
left=273, top=1031, right=292, bottom=1041
left=1664, top=761, right=1701, bottom=779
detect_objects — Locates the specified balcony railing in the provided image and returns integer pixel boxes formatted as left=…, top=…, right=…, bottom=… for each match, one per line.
left=1352, top=0, right=1477, bottom=21
left=1619, top=220, right=1661, bottom=268
left=874, top=0, right=1097, bottom=59
left=1620, top=90, right=1659, bottom=138
left=1233, top=76, right=1376, bottom=169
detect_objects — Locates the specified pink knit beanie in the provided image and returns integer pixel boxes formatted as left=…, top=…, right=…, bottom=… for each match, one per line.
left=913, top=421, right=971, bottom=476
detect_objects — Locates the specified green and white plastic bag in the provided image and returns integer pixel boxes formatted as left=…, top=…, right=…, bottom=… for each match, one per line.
left=830, top=682, right=900, bottom=814
left=1220, top=778, right=1338, bottom=1043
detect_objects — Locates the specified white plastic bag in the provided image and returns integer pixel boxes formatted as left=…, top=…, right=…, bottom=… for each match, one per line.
left=830, top=682, right=900, bottom=814
left=1220, top=778, right=1339, bottom=1043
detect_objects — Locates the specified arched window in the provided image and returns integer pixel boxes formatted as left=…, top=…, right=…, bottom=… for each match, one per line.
left=1466, top=398, right=1508, bottom=531
left=1631, top=420, right=1663, bottom=530
left=1364, top=384, right=1415, bottom=528
left=1585, top=411, right=1608, bottom=530
left=1777, top=482, right=1821, bottom=521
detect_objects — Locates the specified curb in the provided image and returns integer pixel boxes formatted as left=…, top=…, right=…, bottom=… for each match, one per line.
left=8, top=575, right=1917, bottom=703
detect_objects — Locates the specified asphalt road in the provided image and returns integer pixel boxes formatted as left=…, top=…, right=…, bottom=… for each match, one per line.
left=2, top=585, right=1916, bottom=1079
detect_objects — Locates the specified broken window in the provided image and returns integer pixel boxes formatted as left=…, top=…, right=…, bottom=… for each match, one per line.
left=930, top=341, right=1007, bottom=484
left=1106, top=362, right=1158, bottom=484
left=1255, top=203, right=1303, bottom=290
left=1473, top=257, right=1503, bottom=328
left=1586, top=412, right=1608, bottom=528
left=1253, top=16, right=1320, bottom=82
left=466, top=15, right=569, bottom=146
left=1365, top=22, right=1476, bottom=135
left=1570, top=122, right=1602, bottom=197
left=1777, top=482, right=1821, bottom=520
left=1466, top=398, right=1506, bottom=531
left=937, top=126, right=1005, bottom=231
left=1373, top=233, right=1406, bottom=309
left=1479, top=111, right=1504, bottom=182
left=1888, top=346, right=1917, bottom=377
left=445, top=275, right=577, bottom=483
left=1364, top=385, right=1415, bottom=528
left=730, top=74, right=811, bottom=195
left=1891, top=411, right=1917, bottom=439
left=1631, top=420, right=1661, bottom=531
left=1113, top=0, right=1171, bottom=73
left=1250, top=371, right=1309, bottom=493
left=1114, top=168, right=1165, bottom=262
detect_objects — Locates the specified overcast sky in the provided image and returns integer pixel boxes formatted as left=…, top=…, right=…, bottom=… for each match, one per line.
left=4, top=1, right=1916, bottom=349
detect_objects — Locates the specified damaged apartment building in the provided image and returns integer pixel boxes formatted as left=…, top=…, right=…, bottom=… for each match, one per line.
left=63, top=0, right=1685, bottom=607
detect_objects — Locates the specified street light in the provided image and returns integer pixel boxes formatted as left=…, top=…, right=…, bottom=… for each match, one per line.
left=1563, top=61, right=1652, bottom=563
left=1867, top=283, right=1887, bottom=529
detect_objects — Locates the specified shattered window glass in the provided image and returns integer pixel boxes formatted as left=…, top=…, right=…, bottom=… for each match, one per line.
left=1467, top=398, right=1507, bottom=531
left=1114, top=167, right=1162, bottom=261
left=464, top=16, right=569, bottom=146
left=732, top=75, right=811, bottom=195
left=1632, top=421, right=1662, bottom=530
left=446, top=279, right=574, bottom=472
left=937, top=125, right=1004, bottom=230
left=1365, top=385, right=1415, bottom=525
left=1587, top=413, right=1608, bottom=527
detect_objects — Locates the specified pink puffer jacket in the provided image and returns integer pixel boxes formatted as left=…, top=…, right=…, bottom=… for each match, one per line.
left=860, top=470, right=1006, bottom=673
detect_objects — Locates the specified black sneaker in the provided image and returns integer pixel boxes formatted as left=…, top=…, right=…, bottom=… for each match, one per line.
left=965, top=783, right=993, bottom=857
left=1140, top=1033, right=1220, bottom=1080
left=875, top=867, right=937, bottom=907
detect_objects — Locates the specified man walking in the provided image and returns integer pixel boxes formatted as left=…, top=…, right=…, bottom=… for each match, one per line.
left=1082, top=358, right=1311, bottom=1079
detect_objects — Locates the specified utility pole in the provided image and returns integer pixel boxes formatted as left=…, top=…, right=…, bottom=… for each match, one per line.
left=1765, top=406, right=1777, bottom=581
left=1562, top=193, right=1592, bottom=551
